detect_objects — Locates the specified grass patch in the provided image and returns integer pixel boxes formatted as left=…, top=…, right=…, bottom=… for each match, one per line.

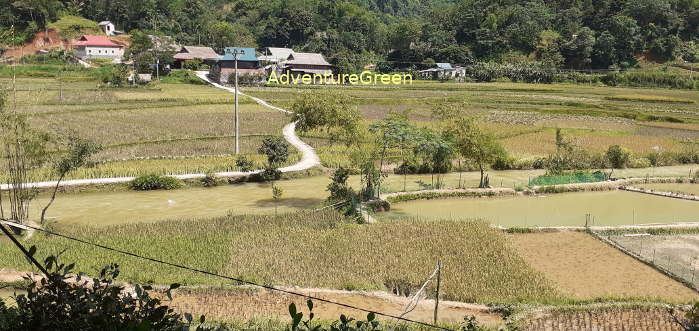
left=0, top=211, right=560, bottom=304
left=160, top=70, right=206, bottom=85
left=529, top=172, right=607, bottom=186
left=47, top=15, right=101, bottom=39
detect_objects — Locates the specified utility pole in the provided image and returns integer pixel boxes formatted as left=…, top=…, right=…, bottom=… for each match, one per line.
left=433, top=260, right=442, bottom=324
left=226, top=48, right=246, bottom=154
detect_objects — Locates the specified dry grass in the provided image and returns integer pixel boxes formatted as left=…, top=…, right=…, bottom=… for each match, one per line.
left=511, top=232, right=698, bottom=303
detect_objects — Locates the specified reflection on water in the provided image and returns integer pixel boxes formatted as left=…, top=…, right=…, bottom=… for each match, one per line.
left=386, top=190, right=699, bottom=227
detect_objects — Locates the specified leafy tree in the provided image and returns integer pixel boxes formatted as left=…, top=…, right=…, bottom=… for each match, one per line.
left=257, top=136, right=289, bottom=182
left=369, top=111, right=417, bottom=192
left=40, top=136, right=100, bottom=225
left=414, top=128, right=453, bottom=189
left=0, top=113, right=50, bottom=228
left=561, top=27, right=596, bottom=68
left=445, top=117, right=506, bottom=188
left=258, top=136, right=289, bottom=167
left=327, top=167, right=354, bottom=203
left=291, top=92, right=360, bottom=144
left=606, top=144, right=630, bottom=172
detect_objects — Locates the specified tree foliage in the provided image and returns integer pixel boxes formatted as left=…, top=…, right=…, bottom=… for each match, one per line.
left=291, top=91, right=360, bottom=143
left=4, top=0, right=697, bottom=69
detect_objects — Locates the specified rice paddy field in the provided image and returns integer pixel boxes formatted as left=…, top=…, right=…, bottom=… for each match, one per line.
left=382, top=190, right=699, bottom=227
left=0, top=211, right=562, bottom=304
left=0, top=76, right=295, bottom=181
left=511, top=232, right=698, bottom=303
left=245, top=81, right=699, bottom=165
left=3, top=72, right=699, bottom=181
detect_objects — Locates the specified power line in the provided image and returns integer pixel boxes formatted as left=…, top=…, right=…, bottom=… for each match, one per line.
left=0, top=220, right=453, bottom=331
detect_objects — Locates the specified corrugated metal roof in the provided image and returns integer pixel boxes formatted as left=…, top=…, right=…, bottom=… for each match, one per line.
left=72, top=35, right=122, bottom=47
left=174, top=46, right=219, bottom=60
left=286, top=52, right=331, bottom=66
left=436, top=63, right=453, bottom=70
left=218, top=47, right=259, bottom=61
left=262, top=47, right=294, bottom=60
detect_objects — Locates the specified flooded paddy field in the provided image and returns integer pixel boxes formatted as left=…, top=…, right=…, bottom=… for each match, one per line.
left=14, top=176, right=330, bottom=226
left=383, top=190, right=699, bottom=227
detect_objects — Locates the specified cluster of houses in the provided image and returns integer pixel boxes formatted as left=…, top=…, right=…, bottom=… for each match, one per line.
left=175, top=46, right=334, bottom=84
left=67, top=21, right=459, bottom=83
left=70, top=34, right=336, bottom=84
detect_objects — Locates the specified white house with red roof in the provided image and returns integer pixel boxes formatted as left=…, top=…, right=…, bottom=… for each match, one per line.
left=72, top=35, right=124, bottom=61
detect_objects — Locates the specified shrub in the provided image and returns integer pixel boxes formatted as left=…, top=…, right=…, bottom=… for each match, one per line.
left=160, top=70, right=205, bottom=85
left=47, top=15, right=101, bottom=39
left=182, top=59, right=203, bottom=70
left=258, top=167, right=282, bottom=182
left=230, top=72, right=267, bottom=86
left=130, top=174, right=183, bottom=190
left=200, top=172, right=221, bottom=187
left=601, top=71, right=698, bottom=90
left=235, top=156, right=256, bottom=172
left=0, top=252, right=205, bottom=330
left=606, top=145, right=631, bottom=169
left=20, top=50, right=73, bottom=65
left=97, top=64, right=129, bottom=87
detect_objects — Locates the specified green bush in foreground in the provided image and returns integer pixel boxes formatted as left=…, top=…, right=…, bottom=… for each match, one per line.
left=130, top=174, right=183, bottom=191
left=0, top=252, right=206, bottom=331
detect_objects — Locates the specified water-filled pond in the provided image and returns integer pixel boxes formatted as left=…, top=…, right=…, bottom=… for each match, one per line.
left=14, top=176, right=331, bottom=226
left=383, top=190, right=699, bottom=227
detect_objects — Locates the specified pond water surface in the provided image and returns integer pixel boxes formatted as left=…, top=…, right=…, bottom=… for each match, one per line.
left=383, top=190, right=699, bottom=227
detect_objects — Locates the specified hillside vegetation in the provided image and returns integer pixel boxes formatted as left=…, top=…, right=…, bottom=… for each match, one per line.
left=1, top=0, right=698, bottom=73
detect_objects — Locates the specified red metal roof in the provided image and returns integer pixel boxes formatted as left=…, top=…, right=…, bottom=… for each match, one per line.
left=72, top=35, right=122, bottom=48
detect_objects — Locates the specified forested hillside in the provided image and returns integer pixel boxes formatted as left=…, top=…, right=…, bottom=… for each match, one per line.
left=1, top=0, right=698, bottom=71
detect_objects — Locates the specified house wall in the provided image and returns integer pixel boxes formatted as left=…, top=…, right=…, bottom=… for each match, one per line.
left=217, top=60, right=259, bottom=69
left=75, top=46, right=124, bottom=59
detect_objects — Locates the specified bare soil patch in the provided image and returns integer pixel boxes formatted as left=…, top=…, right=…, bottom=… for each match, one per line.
left=609, top=234, right=699, bottom=289
left=511, top=232, right=698, bottom=302
left=158, top=287, right=504, bottom=327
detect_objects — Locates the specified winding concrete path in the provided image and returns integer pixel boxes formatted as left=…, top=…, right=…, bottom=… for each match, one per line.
left=0, top=73, right=320, bottom=190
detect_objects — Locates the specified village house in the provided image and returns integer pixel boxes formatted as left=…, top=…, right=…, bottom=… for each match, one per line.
left=419, top=62, right=459, bottom=80
left=208, top=47, right=265, bottom=83
left=258, top=47, right=295, bottom=63
left=71, top=35, right=124, bottom=61
left=282, top=52, right=333, bottom=76
left=172, top=46, right=219, bottom=68
left=98, top=21, right=116, bottom=36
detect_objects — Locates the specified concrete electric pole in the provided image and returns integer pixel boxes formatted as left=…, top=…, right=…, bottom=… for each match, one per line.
left=226, top=48, right=246, bottom=155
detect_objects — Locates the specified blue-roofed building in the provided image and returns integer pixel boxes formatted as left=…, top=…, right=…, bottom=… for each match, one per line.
left=209, top=47, right=266, bottom=83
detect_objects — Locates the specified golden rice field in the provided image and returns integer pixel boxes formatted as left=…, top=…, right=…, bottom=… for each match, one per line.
left=0, top=211, right=561, bottom=304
